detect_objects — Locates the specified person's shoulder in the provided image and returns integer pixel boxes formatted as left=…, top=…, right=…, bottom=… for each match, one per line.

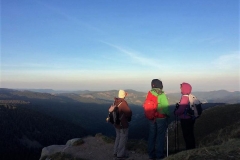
left=123, top=99, right=129, bottom=105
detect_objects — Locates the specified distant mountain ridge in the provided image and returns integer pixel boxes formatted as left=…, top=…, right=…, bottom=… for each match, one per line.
left=19, top=90, right=240, bottom=104
left=12, top=88, right=240, bottom=105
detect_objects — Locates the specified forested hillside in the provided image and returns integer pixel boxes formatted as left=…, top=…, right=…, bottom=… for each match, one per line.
left=0, top=104, right=87, bottom=160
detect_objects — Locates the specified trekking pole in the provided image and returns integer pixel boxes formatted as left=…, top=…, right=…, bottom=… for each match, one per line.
left=176, top=116, right=179, bottom=152
left=174, top=114, right=179, bottom=153
left=174, top=103, right=180, bottom=153
left=174, top=114, right=177, bottom=153
left=166, top=127, right=168, bottom=157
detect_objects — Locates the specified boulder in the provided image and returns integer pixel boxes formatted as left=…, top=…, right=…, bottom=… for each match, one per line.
left=39, top=145, right=65, bottom=160
left=66, top=138, right=84, bottom=146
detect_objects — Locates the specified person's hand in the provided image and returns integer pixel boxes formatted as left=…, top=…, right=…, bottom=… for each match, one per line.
left=175, top=103, right=179, bottom=109
left=174, top=103, right=179, bottom=115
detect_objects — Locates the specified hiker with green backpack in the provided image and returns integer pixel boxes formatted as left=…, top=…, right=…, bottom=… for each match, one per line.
left=143, top=79, right=170, bottom=160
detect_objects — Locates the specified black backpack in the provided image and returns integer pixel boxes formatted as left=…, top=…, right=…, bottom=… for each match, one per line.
left=106, top=102, right=122, bottom=125
left=184, top=94, right=202, bottom=119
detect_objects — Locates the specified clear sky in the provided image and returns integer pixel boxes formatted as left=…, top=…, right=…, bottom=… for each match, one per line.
left=1, top=0, right=240, bottom=93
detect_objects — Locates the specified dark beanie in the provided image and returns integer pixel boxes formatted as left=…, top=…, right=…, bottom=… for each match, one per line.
left=151, top=79, right=163, bottom=89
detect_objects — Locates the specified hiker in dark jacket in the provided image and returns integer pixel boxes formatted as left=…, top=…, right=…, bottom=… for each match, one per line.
left=113, top=90, right=132, bottom=159
left=175, top=82, right=196, bottom=150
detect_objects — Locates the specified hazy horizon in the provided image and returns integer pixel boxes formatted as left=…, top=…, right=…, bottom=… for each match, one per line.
left=1, top=0, right=239, bottom=92
left=1, top=87, right=239, bottom=94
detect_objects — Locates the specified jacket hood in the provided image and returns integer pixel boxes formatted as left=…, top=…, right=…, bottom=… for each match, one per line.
left=152, top=88, right=163, bottom=95
left=181, top=82, right=192, bottom=95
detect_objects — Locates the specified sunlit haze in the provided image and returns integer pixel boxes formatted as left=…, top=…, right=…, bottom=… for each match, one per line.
left=1, top=0, right=239, bottom=93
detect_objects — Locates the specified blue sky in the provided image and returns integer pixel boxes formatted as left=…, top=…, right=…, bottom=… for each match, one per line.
left=1, top=0, right=239, bottom=92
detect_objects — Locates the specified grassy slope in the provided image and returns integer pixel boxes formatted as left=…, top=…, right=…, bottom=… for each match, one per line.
left=165, top=139, right=240, bottom=160
left=165, top=104, right=240, bottom=160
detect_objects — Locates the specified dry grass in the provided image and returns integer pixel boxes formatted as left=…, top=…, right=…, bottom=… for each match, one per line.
left=95, top=133, right=115, bottom=143
left=195, top=104, right=240, bottom=141
left=127, top=139, right=148, bottom=154
left=165, top=139, right=240, bottom=160
left=199, top=121, right=240, bottom=147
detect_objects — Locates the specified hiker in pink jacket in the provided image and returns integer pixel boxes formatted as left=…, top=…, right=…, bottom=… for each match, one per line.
left=175, top=82, right=196, bottom=150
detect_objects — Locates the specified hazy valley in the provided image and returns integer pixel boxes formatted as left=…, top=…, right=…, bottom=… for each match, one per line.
left=0, top=88, right=239, bottom=160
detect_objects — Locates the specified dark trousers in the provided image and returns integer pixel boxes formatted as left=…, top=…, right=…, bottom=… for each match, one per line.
left=148, top=118, right=167, bottom=159
left=180, top=118, right=195, bottom=150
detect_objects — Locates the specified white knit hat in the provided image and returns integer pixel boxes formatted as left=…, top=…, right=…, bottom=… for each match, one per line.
left=118, top=90, right=127, bottom=98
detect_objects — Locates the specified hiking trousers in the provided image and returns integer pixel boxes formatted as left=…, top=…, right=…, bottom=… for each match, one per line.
left=114, top=128, right=129, bottom=157
left=180, top=118, right=196, bottom=150
left=148, top=118, right=167, bottom=159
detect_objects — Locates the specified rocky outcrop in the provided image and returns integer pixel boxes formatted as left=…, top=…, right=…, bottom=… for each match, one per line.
left=39, top=134, right=149, bottom=160
left=39, top=138, right=84, bottom=160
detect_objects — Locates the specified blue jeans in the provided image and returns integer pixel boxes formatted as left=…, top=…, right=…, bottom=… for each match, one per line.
left=148, top=118, right=167, bottom=159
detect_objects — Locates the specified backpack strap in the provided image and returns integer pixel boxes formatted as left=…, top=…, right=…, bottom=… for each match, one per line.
left=116, top=102, right=122, bottom=107
left=117, top=102, right=123, bottom=118
left=183, top=94, right=201, bottom=119
left=182, top=95, right=191, bottom=118
left=184, top=94, right=201, bottom=106
left=108, top=102, right=122, bottom=112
